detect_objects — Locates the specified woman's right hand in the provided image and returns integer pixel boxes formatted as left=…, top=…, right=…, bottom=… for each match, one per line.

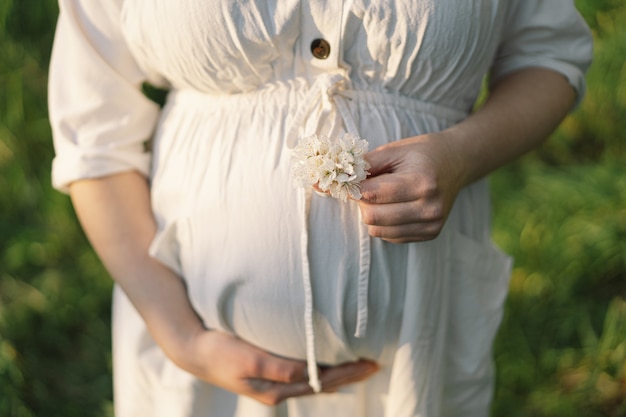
left=177, top=328, right=379, bottom=405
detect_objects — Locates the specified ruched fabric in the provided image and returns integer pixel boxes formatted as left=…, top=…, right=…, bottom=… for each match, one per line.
left=49, top=1, right=592, bottom=416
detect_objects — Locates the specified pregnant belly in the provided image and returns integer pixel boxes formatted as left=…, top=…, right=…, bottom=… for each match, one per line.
left=148, top=86, right=408, bottom=365
left=173, top=182, right=403, bottom=365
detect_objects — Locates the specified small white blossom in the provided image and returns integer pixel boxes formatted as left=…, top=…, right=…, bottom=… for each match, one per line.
left=291, top=133, right=370, bottom=202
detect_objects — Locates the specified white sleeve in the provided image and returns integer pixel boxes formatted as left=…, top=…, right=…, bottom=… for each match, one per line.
left=491, top=0, right=593, bottom=104
left=49, top=0, right=162, bottom=193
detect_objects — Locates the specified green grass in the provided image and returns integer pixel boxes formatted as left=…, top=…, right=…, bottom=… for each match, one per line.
left=491, top=162, right=626, bottom=417
left=0, top=2, right=113, bottom=416
left=488, top=2, right=626, bottom=414
left=0, top=1, right=624, bottom=416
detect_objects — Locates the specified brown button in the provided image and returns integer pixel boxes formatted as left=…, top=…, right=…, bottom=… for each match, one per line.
left=310, top=38, right=331, bottom=59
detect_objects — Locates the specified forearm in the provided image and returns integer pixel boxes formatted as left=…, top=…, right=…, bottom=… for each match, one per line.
left=69, top=171, right=203, bottom=368
left=68, top=171, right=379, bottom=401
left=444, top=68, right=576, bottom=187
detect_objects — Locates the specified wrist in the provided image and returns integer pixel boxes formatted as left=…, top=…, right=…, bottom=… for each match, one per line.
left=436, top=125, right=491, bottom=188
left=410, top=131, right=472, bottom=192
left=167, top=322, right=209, bottom=373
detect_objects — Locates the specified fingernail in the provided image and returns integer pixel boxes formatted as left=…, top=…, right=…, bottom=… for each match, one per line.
left=359, top=362, right=378, bottom=374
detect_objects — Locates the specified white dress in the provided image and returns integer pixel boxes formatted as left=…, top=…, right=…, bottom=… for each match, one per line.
left=49, top=1, right=592, bottom=416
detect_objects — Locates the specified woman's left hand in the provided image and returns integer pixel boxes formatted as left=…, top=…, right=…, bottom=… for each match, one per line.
left=355, top=68, right=577, bottom=244
left=357, top=133, right=466, bottom=244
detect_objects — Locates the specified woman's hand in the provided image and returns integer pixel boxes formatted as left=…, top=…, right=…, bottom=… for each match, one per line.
left=177, top=329, right=379, bottom=406
left=357, top=133, right=465, bottom=244
left=356, top=68, right=577, bottom=244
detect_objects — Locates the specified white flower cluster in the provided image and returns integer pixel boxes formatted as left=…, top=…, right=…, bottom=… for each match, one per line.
left=291, top=133, right=370, bottom=202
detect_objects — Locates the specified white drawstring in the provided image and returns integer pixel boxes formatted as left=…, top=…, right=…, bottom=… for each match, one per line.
left=331, top=84, right=371, bottom=338
left=287, top=73, right=371, bottom=392
left=296, top=185, right=321, bottom=393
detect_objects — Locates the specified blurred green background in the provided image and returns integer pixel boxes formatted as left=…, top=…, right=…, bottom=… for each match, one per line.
left=0, top=1, right=624, bottom=416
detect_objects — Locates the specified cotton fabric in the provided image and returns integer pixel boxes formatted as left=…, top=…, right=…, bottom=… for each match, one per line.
left=49, top=1, right=592, bottom=416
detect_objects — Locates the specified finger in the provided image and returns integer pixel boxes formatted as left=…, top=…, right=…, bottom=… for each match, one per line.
left=364, top=145, right=401, bottom=177
left=249, top=360, right=379, bottom=404
left=358, top=200, right=444, bottom=227
left=360, top=170, right=438, bottom=205
left=253, top=352, right=309, bottom=384
left=318, top=360, right=379, bottom=392
left=246, top=379, right=313, bottom=405
left=359, top=173, right=411, bottom=204
left=312, top=183, right=330, bottom=198
left=366, top=222, right=444, bottom=242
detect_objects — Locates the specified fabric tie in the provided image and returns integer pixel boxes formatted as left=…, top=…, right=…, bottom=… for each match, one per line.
left=287, top=73, right=371, bottom=393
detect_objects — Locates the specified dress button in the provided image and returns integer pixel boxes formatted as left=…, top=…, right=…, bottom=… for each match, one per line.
left=310, top=38, right=331, bottom=60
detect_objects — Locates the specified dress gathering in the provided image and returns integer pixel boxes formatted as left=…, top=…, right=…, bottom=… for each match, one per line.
left=49, top=1, right=593, bottom=416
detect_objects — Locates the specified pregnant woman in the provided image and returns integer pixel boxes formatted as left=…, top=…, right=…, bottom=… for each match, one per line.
left=49, top=1, right=592, bottom=416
